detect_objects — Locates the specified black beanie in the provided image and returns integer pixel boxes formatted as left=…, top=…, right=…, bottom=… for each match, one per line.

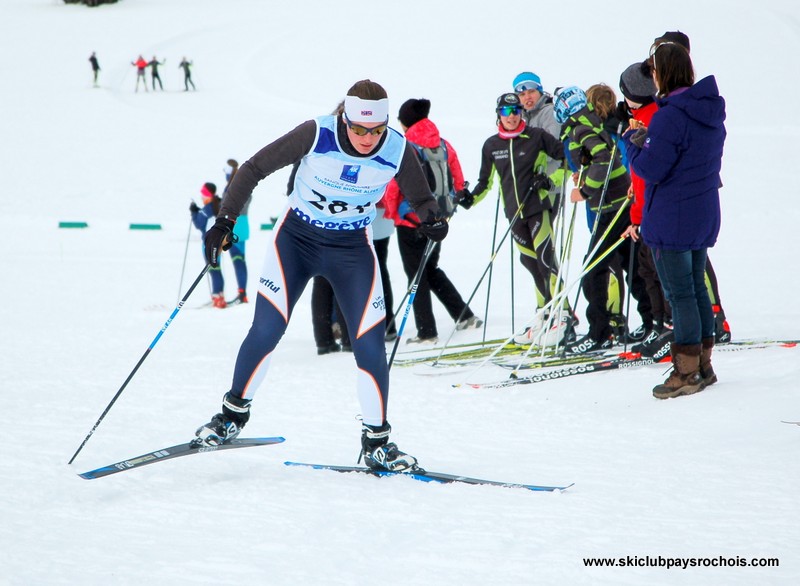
left=654, top=31, right=690, bottom=53
left=398, top=98, right=431, bottom=128
left=619, top=62, right=656, bottom=106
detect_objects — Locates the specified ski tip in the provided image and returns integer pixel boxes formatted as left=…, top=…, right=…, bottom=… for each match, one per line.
left=78, top=468, right=113, bottom=480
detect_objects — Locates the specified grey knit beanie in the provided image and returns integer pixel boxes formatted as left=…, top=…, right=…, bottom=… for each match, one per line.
left=619, top=62, right=656, bottom=106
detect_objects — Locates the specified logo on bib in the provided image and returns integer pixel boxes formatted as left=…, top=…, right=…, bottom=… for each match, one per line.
left=340, top=165, right=360, bottom=184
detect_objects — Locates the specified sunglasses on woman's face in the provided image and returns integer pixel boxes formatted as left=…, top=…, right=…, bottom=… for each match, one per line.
left=497, top=106, right=522, bottom=117
left=345, top=116, right=388, bottom=136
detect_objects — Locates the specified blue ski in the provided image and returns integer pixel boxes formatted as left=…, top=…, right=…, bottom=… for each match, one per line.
left=284, top=461, right=572, bottom=492
left=78, top=437, right=285, bottom=479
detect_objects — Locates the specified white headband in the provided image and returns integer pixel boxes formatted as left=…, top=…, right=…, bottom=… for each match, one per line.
left=344, top=96, right=389, bottom=123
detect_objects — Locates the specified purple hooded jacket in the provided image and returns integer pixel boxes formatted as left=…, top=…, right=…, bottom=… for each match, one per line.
left=623, top=75, right=726, bottom=250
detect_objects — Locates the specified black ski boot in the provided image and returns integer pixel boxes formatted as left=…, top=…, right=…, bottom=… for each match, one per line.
left=360, top=422, right=418, bottom=472
left=195, top=391, right=251, bottom=446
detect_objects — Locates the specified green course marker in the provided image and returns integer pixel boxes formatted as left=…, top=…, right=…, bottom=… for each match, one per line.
left=129, top=223, right=162, bottom=230
left=59, top=221, right=89, bottom=229
left=261, top=216, right=279, bottom=230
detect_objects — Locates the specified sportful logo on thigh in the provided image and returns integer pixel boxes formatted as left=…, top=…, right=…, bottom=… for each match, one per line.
left=292, top=207, right=373, bottom=230
left=259, top=277, right=280, bottom=293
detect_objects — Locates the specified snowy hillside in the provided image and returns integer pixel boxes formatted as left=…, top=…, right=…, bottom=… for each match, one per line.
left=2, top=1, right=799, bottom=585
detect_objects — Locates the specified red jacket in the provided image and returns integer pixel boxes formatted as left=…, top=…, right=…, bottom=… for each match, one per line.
left=629, top=101, right=657, bottom=225
left=384, top=118, right=465, bottom=228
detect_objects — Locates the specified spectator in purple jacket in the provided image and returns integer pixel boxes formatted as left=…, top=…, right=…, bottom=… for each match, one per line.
left=623, top=41, right=726, bottom=400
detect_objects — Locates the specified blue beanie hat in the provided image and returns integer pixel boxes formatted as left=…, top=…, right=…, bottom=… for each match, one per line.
left=513, top=71, right=543, bottom=94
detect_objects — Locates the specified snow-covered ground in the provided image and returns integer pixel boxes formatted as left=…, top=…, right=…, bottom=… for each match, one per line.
left=2, top=1, right=799, bottom=584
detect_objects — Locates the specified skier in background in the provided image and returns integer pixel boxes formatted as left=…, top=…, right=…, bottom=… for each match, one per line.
left=460, top=93, right=572, bottom=347
left=222, top=159, right=249, bottom=305
left=148, top=56, right=166, bottom=91
left=383, top=97, right=481, bottom=345
left=189, top=183, right=227, bottom=308
left=554, top=85, right=633, bottom=354
left=179, top=57, right=196, bottom=91
left=89, top=52, right=100, bottom=87
left=131, top=55, right=148, bottom=92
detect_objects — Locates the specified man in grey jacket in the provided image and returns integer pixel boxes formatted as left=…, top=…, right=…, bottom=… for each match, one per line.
left=513, top=71, right=560, bottom=139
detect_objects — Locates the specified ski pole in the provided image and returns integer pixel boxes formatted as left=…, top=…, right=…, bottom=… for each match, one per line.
left=432, top=191, right=536, bottom=364
left=524, top=163, right=575, bottom=358
left=464, top=232, right=631, bottom=379
left=177, top=215, right=194, bottom=304
left=481, top=192, right=502, bottom=343
left=509, top=232, right=516, bottom=333
left=388, top=238, right=437, bottom=369
left=386, top=183, right=465, bottom=342
left=68, top=264, right=211, bottom=464
left=523, top=199, right=578, bottom=363
left=623, top=236, right=636, bottom=352
left=568, top=123, right=624, bottom=311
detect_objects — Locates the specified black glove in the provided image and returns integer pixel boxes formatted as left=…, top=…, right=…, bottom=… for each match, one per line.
left=418, top=212, right=449, bottom=242
left=531, top=174, right=553, bottom=192
left=614, top=100, right=632, bottom=128
left=189, top=202, right=200, bottom=214
left=203, top=217, right=236, bottom=266
left=454, top=188, right=474, bottom=210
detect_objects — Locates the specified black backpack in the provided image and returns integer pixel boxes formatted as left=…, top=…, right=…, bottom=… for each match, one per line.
left=411, top=140, right=455, bottom=216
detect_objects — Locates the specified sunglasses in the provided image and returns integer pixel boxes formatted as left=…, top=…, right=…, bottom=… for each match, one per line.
left=345, top=116, right=388, bottom=136
left=515, top=83, right=539, bottom=93
left=648, top=40, right=679, bottom=58
left=649, top=40, right=682, bottom=73
left=497, top=106, right=522, bottom=117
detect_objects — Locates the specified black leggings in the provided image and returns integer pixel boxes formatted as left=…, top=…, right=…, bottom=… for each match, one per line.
left=396, top=225, right=472, bottom=339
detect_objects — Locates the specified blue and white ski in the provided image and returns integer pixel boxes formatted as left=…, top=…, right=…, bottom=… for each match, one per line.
left=78, top=437, right=285, bottom=479
left=284, top=461, right=572, bottom=492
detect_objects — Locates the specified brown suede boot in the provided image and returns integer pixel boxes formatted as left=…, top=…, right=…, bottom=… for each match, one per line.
left=700, top=336, right=717, bottom=386
left=652, top=343, right=705, bottom=399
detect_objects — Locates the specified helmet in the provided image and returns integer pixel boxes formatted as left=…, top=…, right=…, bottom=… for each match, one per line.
left=496, top=92, right=522, bottom=112
left=553, top=86, right=587, bottom=124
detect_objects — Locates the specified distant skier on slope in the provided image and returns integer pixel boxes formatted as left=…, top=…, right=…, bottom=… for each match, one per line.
left=131, top=55, right=148, bottom=92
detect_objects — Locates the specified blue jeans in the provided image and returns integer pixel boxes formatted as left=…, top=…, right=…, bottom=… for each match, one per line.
left=651, top=248, right=715, bottom=345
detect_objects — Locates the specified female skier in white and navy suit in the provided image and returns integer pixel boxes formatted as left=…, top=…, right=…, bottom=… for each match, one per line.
left=196, top=80, right=448, bottom=472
